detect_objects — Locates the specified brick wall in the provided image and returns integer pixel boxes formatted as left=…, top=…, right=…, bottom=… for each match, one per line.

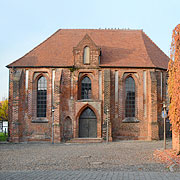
left=8, top=66, right=167, bottom=142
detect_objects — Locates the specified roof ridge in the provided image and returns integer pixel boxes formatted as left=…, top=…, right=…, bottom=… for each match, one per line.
left=7, top=29, right=61, bottom=68
left=59, top=28, right=142, bottom=31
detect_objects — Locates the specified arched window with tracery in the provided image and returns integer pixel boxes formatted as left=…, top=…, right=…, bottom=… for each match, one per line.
left=125, top=77, right=135, bottom=117
left=83, top=46, right=90, bottom=64
left=81, top=76, right=91, bottom=99
left=37, top=76, right=47, bottom=117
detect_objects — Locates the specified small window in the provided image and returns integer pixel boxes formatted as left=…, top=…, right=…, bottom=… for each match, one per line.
left=37, top=76, right=47, bottom=117
left=83, top=46, right=90, bottom=64
left=99, top=50, right=101, bottom=64
left=125, top=77, right=135, bottom=117
left=81, top=76, right=91, bottom=99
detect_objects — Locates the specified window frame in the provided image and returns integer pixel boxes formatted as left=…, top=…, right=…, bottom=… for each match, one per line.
left=31, top=73, right=49, bottom=123
left=125, top=76, right=135, bottom=118
left=36, top=76, right=47, bottom=118
left=122, top=74, right=139, bottom=123
left=81, top=76, right=92, bottom=100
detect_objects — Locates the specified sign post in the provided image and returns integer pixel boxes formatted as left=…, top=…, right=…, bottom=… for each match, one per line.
left=162, top=101, right=167, bottom=149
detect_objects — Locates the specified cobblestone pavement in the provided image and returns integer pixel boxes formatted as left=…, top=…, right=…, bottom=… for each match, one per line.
left=1, top=140, right=180, bottom=179
left=1, top=170, right=180, bottom=180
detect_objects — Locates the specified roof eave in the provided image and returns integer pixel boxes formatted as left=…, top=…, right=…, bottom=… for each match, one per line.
left=6, top=65, right=168, bottom=71
left=99, top=65, right=167, bottom=70
left=6, top=65, right=73, bottom=68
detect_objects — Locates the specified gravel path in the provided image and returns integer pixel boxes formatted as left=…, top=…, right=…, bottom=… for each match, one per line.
left=0, top=140, right=172, bottom=172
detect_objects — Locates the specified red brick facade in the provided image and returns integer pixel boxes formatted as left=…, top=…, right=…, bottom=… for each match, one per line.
left=7, top=29, right=169, bottom=142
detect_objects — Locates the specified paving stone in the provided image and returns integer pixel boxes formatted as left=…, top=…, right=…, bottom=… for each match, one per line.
left=0, top=140, right=180, bottom=179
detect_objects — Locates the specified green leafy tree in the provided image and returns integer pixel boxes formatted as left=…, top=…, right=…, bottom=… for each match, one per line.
left=0, top=99, right=8, bottom=121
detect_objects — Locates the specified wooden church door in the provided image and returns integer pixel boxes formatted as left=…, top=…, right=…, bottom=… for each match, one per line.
left=79, top=107, right=97, bottom=138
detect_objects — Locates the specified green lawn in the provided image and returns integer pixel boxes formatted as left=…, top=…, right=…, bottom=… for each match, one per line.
left=0, top=132, right=8, bottom=141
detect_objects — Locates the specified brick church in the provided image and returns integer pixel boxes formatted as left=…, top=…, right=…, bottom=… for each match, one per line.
left=7, top=29, right=169, bottom=143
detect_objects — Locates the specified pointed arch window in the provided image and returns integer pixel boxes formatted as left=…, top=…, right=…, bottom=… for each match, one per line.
left=81, top=76, right=91, bottom=99
left=83, top=46, right=90, bottom=64
left=37, top=76, right=47, bottom=117
left=125, top=77, right=135, bottom=117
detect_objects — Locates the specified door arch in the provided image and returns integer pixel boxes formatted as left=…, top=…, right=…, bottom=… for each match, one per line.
left=79, top=107, right=97, bottom=138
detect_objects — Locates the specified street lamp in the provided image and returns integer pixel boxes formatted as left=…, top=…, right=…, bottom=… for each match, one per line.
left=52, top=106, right=55, bottom=144
left=106, top=108, right=109, bottom=143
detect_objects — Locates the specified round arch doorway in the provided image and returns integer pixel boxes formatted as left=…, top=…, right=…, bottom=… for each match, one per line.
left=79, top=107, right=97, bottom=138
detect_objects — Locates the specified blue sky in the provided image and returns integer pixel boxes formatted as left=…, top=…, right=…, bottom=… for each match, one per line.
left=0, top=0, right=179, bottom=100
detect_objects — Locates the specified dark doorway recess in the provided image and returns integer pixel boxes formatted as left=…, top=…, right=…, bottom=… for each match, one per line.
left=63, top=117, right=73, bottom=141
left=79, top=107, right=97, bottom=138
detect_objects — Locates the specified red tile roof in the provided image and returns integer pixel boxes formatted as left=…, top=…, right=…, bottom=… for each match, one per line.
left=7, top=29, right=169, bottom=69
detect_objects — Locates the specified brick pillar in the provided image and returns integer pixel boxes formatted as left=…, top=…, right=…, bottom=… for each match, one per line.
left=104, top=70, right=112, bottom=141
left=115, top=70, right=119, bottom=119
left=9, top=69, right=22, bottom=142
left=148, top=71, right=159, bottom=140
left=53, top=69, right=62, bottom=143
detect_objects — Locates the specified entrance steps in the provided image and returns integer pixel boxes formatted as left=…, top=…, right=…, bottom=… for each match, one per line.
left=66, top=138, right=103, bottom=143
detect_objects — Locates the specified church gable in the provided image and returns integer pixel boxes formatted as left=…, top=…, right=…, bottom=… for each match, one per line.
left=73, top=34, right=101, bottom=68
left=7, top=29, right=170, bottom=143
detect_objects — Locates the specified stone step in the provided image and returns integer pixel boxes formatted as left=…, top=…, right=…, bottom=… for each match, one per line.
left=66, top=138, right=103, bottom=143
left=114, top=136, right=147, bottom=141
